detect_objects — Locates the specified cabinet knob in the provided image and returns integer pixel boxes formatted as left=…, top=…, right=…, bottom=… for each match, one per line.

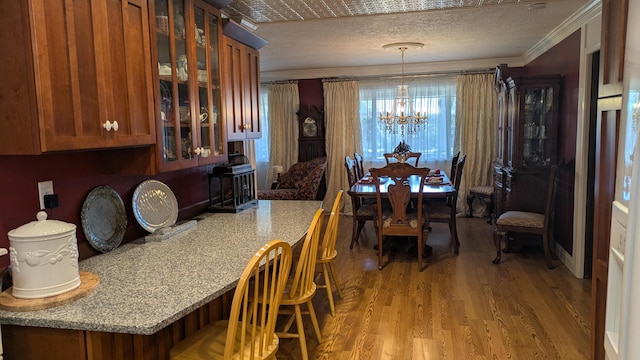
left=238, top=124, right=244, bottom=131
left=244, top=124, right=250, bottom=130
left=194, top=147, right=202, bottom=155
left=103, top=120, right=120, bottom=132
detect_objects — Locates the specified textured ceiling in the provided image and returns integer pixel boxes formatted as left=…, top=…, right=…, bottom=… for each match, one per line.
left=225, top=0, right=572, bottom=22
left=220, top=0, right=595, bottom=80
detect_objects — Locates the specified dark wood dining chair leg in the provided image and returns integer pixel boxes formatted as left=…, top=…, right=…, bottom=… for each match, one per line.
left=492, top=230, right=505, bottom=264
left=449, top=222, right=459, bottom=254
left=418, top=231, right=428, bottom=271
left=350, top=219, right=358, bottom=249
left=355, top=220, right=367, bottom=244
left=378, top=234, right=384, bottom=270
left=542, top=232, right=554, bottom=269
left=466, top=193, right=475, bottom=217
left=349, top=196, right=359, bottom=249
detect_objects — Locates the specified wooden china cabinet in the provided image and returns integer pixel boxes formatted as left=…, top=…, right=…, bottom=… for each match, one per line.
left=494, top=67, right=561, bottom=216
left=151, top=0, right=227, bottom=172
left=0, top=0, right=156, bottom=154
left=221, top=35, right=262, bottom=141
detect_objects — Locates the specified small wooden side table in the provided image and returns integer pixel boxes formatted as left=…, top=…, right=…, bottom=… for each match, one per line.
left=208, top=164, right=257, bottom=213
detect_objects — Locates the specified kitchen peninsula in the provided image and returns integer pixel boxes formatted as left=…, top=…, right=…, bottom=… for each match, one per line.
left=0, top=200, right=321, bottom=360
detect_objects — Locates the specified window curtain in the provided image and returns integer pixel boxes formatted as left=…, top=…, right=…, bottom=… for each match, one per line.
left=267, top=82, right=299, bottom=186
left=359, top=76, right=457, bottom=172
left=323, top=79, right=361, bottom=214
left=255, top=84, right=270, bottom=190
left=454, top=73, right=496, bottom=215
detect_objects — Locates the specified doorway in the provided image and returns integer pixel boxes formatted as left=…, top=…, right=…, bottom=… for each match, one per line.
left=584, top=50, right=600, bottom=278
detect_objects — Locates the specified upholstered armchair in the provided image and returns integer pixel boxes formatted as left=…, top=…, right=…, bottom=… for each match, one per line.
left=258, top=157, right=327, bottom=200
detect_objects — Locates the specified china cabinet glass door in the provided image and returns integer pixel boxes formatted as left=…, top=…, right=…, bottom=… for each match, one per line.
left=154, top=0, right=224, bottom=171
left=193, top=1, right=224, bottom=159
left=522, top=86, right=554, bottom=166
left=155, top=0, right=194, bottom=164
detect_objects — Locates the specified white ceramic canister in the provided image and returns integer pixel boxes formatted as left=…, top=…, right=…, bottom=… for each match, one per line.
left=7, top=211, right=80, bottom=299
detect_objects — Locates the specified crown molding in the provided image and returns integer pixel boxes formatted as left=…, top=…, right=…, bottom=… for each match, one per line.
left=522, top=0, right=601, bottom=64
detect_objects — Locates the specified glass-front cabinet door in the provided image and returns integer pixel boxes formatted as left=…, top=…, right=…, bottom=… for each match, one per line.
left=154, top=0, right=225, bottom=172
left=193, top=0, right=224, bottom=159
left=517, top=76, right=560, bottom=168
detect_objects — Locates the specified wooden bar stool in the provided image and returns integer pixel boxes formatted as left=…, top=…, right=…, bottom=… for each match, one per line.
left=467, top=185, right=494, bottom=224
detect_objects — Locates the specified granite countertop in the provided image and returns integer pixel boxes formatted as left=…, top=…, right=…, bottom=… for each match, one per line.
left=0, top=200, right=322, bottom=335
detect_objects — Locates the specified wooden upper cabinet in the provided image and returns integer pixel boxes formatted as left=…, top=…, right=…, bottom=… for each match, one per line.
left=0, top=0, right=155, bottom=154
left=222, top=36, right=261, bottom=141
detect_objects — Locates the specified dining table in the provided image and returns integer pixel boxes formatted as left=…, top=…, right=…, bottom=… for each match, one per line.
left=347, top=168, right=457, bottom=251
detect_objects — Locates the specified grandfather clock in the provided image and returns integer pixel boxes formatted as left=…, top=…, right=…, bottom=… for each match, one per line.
left=297, top=104, right=326, bottom=162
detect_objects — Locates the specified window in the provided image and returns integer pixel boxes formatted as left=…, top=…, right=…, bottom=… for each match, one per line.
left=255, top=84, right=270, bottom=162
left=359, top=76, right=456, bottom=166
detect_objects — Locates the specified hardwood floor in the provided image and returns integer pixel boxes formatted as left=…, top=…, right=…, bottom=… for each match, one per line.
left=276, top=215, right=591, bottom=359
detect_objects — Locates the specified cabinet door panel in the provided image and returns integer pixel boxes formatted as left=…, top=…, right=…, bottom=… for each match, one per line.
left=0, top=0, right=40, bottom=154
left=39, top=0, right=104, bottom=150
left=222, top=36, right=261, bottom=141
left=223, top=38, right=245, bottom=141
left=115, top=0, right=155, bottom=144
left=243, top=47, right=261, bottom=139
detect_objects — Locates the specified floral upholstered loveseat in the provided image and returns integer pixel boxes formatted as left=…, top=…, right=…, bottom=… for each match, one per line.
left=258, top=157, right=327, bottom=200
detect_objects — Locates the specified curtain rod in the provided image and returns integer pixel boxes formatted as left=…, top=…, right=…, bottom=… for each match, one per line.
left=263, top=79, right=298, bottom=85
left=321, top=77, right=357, bottom=83
left=262, top=68, right=495, bottom=84
left=359, top=68, right=495, bottom=81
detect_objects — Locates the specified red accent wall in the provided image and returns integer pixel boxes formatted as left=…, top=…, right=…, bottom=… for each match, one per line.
left=523, top=29, right=581, bottom=254
left=298, top=79, right=324, bottom=108
left=0, top=150, right=216, bottom=267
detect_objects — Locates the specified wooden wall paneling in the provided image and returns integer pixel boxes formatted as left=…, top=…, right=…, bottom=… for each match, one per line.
left=1, top=290, right=233, bottom=359
left=599, top=0, right=628, bottom=98
left=591, top=0, right=628, bottom=358
left=590, top=96, right=622, bottom=360
left=2, top=325, right=88, bottom=359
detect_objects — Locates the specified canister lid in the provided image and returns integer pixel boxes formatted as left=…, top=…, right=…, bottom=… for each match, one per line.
left=8, top=211, right=76, bottom=238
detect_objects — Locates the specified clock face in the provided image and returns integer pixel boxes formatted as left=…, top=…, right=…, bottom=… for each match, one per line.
left=303, top=117, right=318, bottom=137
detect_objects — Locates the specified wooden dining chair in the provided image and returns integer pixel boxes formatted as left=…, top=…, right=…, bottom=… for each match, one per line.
left=383, top=152, right=421, bottom=166
left=371, top=163, right=430, bottom=271
left=354, top=152, right=365, bottom=180
left=450, top=151, right=460, bottom=181
left=427, top=155, right=466, bottom=254
left=492, top=165, right=560, bottom=269
left=346, top=156, right=375, bottom=249
left=169, top=239, right=293, bottom=360
left=316, top=190, right=343, bottom=317
left=276, top=208, right=325, bottom=360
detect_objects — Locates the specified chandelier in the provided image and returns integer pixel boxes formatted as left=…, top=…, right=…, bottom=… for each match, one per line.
left=379, top=42, right=427, bottom=138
